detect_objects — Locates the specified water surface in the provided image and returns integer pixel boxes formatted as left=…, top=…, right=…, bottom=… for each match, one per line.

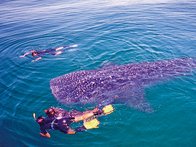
left=0, top=0, right=196, bottom=146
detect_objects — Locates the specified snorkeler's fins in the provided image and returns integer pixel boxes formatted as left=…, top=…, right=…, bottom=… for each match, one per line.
left=102, top=104, right=114, bottom=115
left=83, top=118, right=100, bottom=129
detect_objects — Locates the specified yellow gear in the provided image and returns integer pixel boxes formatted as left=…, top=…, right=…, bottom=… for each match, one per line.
left=84, top=118, right=100, bottom=129
left=102, top=104, right=114, bottom=115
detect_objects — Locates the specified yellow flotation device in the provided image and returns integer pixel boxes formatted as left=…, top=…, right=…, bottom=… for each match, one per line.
left=84, top=118, right=100, bottom=129
left=102, top=104, right=114, bottom=115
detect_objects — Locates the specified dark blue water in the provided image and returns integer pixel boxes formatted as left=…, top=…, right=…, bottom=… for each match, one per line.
left=0, top=0, right=196, bottom=146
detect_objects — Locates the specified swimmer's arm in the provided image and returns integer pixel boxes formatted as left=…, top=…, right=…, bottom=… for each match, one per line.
left=55, top=46, right=64, bottom=51
left=40, top=132, right=51, bottom=138
left=40, top=127, right=51, bottom=138
left=20, top=50, right=34, bottom=58
left=32, top=57, right=42, bottom=62
left=55, top=44, right=78, bottom=51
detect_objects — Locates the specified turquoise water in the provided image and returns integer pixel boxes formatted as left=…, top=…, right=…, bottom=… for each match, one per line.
left=0, top=0, right=196, bottom=146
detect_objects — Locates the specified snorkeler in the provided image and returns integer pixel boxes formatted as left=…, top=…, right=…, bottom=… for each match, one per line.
left=33, top=105, right=114, bottom=138
left=20, top=44, right=78, bottom=62
left=33, top=107, right=101, bottom=138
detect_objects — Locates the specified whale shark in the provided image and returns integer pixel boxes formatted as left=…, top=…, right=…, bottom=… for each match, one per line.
left=50, top=58, right=195, bottom=112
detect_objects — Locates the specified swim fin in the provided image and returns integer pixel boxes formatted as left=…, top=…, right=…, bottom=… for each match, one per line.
left=83, top=118, right=100, bottom=129
left=102, top=104, right=114, bottom=115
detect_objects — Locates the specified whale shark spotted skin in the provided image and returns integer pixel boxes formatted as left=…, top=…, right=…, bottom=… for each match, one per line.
left=50, top=58, right=195, bottom=112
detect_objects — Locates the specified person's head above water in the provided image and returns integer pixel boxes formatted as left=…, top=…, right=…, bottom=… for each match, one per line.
left=36, top=116, right=45, bottom=124
left=32, top=51, right=38, bottom=57
left=45, top=107, right=55, bottom=117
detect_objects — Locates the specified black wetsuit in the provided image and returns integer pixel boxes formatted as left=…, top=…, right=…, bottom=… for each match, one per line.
left=35, top=45, right=71, bottom=57
left=36, top=48, right=56, bottom=56
left=39, top=117, right=74, bottom=134
left=39, top=116, right=86, bottom=134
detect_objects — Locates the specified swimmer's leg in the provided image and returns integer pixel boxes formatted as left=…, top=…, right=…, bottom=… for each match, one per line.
left=55, top=46, right=64, bottom=51
left=68, top=44, right=78, bottom=48
left=59, top=126, right=75, bottom=135
left=75, top=126, right=86, bottom=132
left=55, top=44, right=78, bottom=52
left=32, top=57, right=42, bottom=62
left=54, top=51, right=63, bottom=56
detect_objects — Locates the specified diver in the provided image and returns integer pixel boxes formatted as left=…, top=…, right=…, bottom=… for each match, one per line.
left=20, top=44, right=78, bottom=62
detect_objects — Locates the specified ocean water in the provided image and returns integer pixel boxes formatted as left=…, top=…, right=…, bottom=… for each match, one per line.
left=0, top=0, right=196, bottom=146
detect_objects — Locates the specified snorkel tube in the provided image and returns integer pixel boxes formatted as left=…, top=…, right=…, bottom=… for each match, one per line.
left=33, top=113, right=36, bottom=120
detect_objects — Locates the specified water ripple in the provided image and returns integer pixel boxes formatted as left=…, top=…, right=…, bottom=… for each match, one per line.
left=0, top=0, right=196, bottom=146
